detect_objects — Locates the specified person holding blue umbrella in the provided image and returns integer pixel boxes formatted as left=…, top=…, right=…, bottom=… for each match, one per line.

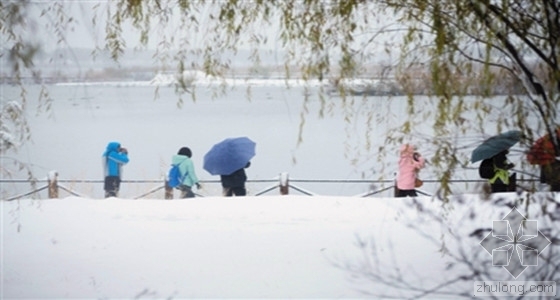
left=203, top=137, right=256, bottom=196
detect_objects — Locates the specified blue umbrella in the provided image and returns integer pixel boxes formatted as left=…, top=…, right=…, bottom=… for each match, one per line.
left=471, top=130, right=521, bottom=163
left=203, top=137, right=256, bottom=175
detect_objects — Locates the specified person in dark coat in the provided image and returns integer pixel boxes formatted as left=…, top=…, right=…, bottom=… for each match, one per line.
left=489, top=150, right=516, bottom=193
left=221, top=162, right=250, bottom=196
left=102, top=141, right=129, bottom=198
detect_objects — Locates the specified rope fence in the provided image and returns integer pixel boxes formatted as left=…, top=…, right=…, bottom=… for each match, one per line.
left=1, top=170, right=543, bottom=201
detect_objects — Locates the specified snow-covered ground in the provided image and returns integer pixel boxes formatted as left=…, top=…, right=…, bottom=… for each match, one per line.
left=4, top=195, right=419, bottom=298
left=3, top=192, right=558, bottom=298
left=0, top=194, right=475, bottom=298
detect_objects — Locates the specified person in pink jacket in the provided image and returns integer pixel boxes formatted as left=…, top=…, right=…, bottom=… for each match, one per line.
left=396, top=144, right=426, bottom=197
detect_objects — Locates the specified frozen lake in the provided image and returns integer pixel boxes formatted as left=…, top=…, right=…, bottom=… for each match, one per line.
left=1, top=81, right=538, bottom=199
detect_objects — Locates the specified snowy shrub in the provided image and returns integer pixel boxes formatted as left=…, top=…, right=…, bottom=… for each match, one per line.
left=0, top=100, right=27, bottom=153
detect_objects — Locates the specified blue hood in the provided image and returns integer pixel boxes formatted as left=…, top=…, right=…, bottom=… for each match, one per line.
left=103, top=142, right=121, bottom=157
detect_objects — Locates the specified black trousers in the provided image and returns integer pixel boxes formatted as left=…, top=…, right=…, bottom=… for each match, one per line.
left=491, top=173, right=516, bottom=193
left=104, top=176, right=121, bottom=198
left=223, top=186, right=247, bottom=197
left=395, top=189, right=417, bottom=198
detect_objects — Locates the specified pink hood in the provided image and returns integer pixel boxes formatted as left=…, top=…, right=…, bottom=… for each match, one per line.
left=397, top=144, right=425, bottom=190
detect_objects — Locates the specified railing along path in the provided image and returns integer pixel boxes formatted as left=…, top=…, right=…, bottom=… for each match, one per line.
left=1, top=170, right=541, bottom=201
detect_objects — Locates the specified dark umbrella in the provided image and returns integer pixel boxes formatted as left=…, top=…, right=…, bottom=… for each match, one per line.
left=203, top=137, right=256, bottom=175
left=527, top=128, right=560, bottom=165
left=471, top=130, right=521, bottom=163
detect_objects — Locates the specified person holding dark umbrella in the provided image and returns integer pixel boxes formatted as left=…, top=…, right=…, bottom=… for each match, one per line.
left=471, top=130, right=521, bottom=193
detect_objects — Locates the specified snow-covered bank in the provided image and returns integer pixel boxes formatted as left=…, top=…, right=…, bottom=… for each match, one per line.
left=54, top=70, right=383, bottom=89
left=3, top=192, right=559, bottom=298
left=2, top=195, right=440, bottom=298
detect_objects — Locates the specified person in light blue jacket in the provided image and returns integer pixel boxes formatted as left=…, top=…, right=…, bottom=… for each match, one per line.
left=102, top=141, right=129, bottom=198
left=171, top=147, right=201, bottom=198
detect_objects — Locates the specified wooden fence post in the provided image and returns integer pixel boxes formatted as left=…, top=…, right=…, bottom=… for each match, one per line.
left=164, top=179, right=173, bottom=199
left=48, top=171, right=59, bottom=198
left=279, top=172, right=289, bottom=195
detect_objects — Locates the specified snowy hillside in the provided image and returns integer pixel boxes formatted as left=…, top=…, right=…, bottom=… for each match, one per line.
left=0, top=195, right=455, bottom=298
left=3, top=192, right=558, bottom=298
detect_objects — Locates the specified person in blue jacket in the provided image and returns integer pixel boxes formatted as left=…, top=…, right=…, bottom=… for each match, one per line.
left=171, top=147, right=201, bottom=198
left=102, top=141, right=129, bottom=198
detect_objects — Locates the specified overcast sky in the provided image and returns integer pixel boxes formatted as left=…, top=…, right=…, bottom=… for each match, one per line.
left=10, top=0, right=405, bottom=73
